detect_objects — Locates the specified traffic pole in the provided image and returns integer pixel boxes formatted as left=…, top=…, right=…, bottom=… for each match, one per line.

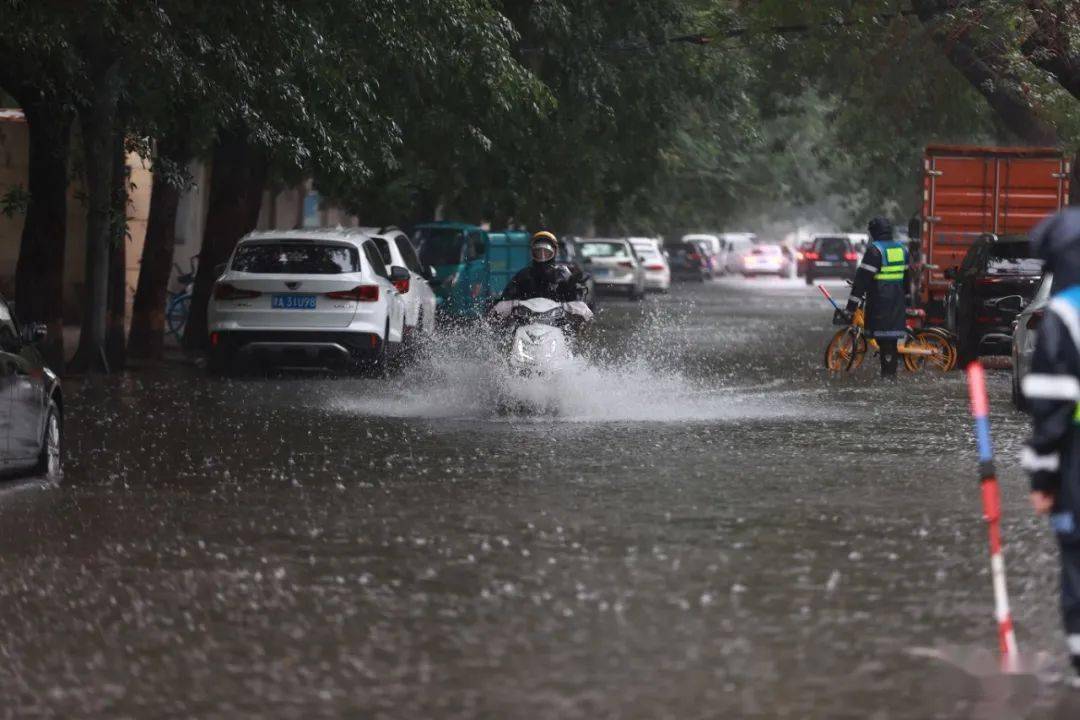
left=817, top=284, right=841, bottom=311
left=965, top=360, right=1020, bottom=669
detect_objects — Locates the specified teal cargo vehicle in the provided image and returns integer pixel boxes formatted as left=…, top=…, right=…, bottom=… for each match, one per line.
left=413, top=222, right=531, bottom=319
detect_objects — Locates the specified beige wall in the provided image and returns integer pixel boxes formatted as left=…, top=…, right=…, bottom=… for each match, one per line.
left=0, top=113, right=153, bottom=320
left=0, top=115, right=364, bottom=323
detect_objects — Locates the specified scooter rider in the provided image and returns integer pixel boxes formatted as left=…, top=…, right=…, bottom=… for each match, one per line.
left=1022, top=208, right=1080, bottom=679
left=501, top=231, right=588, bottom=303
left=838, top=217, right=911, bottom=377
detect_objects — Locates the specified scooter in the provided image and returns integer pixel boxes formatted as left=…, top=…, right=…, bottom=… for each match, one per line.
left=489, top=297, right=594, bottom=377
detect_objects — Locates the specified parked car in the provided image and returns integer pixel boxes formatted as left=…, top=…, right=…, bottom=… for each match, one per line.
left=944, top=234, right=1043, bottom=363
left=795, top=241, right=815, bottom=277
left=803, top=235, right=859, bottom=285
left=0, top=293, right=62, bottom=478
left=682, top=234, right=722, bottom=278
left=630, top=237, right=672, bottom=292
left=740, top=243, right=791, bottom=277
left=665, top=240, right=711, bottom=282
left=723, top=235, right=757, bottom=275
left=577, top=238, right=646, bottom=300
left=1011, top=272, right=1053, bottom=411
left=207, top=229, right=408, bottom=374
left=413, top=223, right=531, bottom=320
left=367, top=227, right=438, bottom=351
left=557, top=238, right=598, bottom=310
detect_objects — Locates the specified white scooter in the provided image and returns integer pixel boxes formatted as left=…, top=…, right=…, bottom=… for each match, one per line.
left=489, top=298, right=594, bottom=377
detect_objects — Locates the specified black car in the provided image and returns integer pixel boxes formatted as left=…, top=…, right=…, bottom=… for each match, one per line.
left=804, top=235, right=858, bottom=285
left=0, top=294, right=62, bottom=479
left=666, top=241, right=710, bottom=282
left=945, top=234, right=1043, bottom=363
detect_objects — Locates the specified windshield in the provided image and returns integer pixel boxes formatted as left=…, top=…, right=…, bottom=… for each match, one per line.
left=415, top=227, right=466, bottom=267
left=231, top=242, right=359, bottom=274
left=815, top=237, right=850, bottom=254
left=986, top=243, right=1041, bottom=275
left=580, top=242, right=629, bottom=258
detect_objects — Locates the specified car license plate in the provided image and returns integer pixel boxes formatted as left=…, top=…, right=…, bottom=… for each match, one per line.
left=825, top=254, right=839, bottom=261
left=594, top=268, right=610, bottom=277
left=272, top=294, right=317, bottom=309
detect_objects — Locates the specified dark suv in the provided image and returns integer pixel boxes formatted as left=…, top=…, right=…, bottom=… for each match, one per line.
left=804, top=236, right=858, bottom=285
left=945, top=234, right=1043, bottom=363
left=0, top=294, right=62, bottom=478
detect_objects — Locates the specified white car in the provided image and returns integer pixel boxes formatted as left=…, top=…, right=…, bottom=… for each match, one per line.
left=207, top=229, right=407, bottom=374
left=740, top=243, right=791, bottom=277
left=366, top=227, right=438, bottom=350
left=723, top=236, right=756, bottom=275
left=578, top=238, right=646, bottom=300
left=629, top=237, right=671, bottom=292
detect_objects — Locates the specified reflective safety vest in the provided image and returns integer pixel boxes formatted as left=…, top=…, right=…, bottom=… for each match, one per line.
left=873, top=241, right=907, bottom=283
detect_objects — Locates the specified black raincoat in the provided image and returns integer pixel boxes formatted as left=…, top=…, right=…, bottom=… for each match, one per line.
left=501, top=261, right=586, bottom=303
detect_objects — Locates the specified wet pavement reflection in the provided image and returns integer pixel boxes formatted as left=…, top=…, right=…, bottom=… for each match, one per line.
left=3, top=278, right=1080, bottom=718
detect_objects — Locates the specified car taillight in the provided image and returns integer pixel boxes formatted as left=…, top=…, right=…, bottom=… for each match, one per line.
left=1027, top=309, right=1045, bottom=330
left=214, top=283, right=261, bottom=300
left=326, top=285, right=379, bottom=302
left=617, top=260, right=634, bottom=269
left=845, top=252, right=859, bottom=261
left=795, top=252, right=804, bottom=260
left=393, top=278, right=410, bottom=294
left=804, top=252, right=820, bottom=261
left=645, top=263, right=665, bottom=271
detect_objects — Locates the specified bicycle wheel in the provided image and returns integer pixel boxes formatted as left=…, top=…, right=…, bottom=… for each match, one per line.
left=825, top=328, right=867, bottom=372
left=903, top=331, right=957, bottom=373
left=166, top=294, right=192, bottom=337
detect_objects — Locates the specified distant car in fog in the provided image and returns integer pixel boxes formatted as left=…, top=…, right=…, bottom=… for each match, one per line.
left=0, top=293, right=62, bottom=479
left=1011, top=271, right=1052, bottom=410
left=723, top=235, right=757, bottom=275
left=577, top=238, right=646, bottom=300
left=803, top=235, right=859, bottom=285
left=740, top=243, right=791, bottom=277
left=629, top=237, right=671, bottom=292
left=665, top=240, right=711, bottom=282
left=682, top=234, right=722, bottom=278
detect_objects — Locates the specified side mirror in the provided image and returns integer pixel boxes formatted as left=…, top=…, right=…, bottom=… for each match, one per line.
left=389, top=266, right=410, bottom=282
left=20, top=322, right=46, bottom=345
left=996, top=295, right=1024, bottom=314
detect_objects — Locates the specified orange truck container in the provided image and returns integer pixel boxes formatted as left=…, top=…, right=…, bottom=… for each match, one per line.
left=918, top=144, right=1070, bottom=319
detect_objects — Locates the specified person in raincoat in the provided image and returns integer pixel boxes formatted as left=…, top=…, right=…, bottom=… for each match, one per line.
left=1022, top=207, right=1080, bottom=678
left=840, top=217, right=912, bottom=377
left=501, top=231, right=587, bottom=303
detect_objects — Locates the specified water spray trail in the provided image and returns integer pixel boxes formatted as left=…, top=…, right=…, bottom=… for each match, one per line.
left=965, top=361, right=1019, bottom=670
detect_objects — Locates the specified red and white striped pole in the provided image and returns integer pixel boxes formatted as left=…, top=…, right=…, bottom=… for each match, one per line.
left=966, top=361, right=1020, bottom=668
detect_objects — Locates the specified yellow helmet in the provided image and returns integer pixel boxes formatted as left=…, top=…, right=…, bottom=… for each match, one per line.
left=530, top=231, right=559, bottom=263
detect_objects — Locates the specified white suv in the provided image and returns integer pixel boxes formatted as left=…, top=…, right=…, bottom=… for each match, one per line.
left=366, top=227, right=438, bottom=350
left=207, top=229, right=407, bottom=374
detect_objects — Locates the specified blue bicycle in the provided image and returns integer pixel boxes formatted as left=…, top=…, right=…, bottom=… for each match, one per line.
left=166, top=254, right=198, bottom=338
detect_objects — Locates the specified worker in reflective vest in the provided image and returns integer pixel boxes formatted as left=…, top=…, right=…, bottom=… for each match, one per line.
left=1022, top=208, right=1080, bottom=678
left=840, top=217, right=911, bottom=377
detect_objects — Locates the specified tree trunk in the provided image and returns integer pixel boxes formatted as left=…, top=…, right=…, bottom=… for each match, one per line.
left=105, top=130, right=127, bottom=371
left=12, top=94, right=71, bottom=370
left=912, top=0, right=1060, bottom=145
left=68, top=60, right=122, bottom=374
left=128, top=134, right=188, bottom=360
left=182, top=129, right=267, bottom=351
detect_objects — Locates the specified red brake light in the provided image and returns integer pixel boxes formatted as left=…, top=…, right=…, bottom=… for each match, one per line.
left=645, top=263, right=665, bottom=271
left=845, top=252, right=859, bottom=261
left=393, top=278, right=410, bottom=294
left=804, top=252, right=820, bottom=261
left=326, top=285, right=379, bottom=302
left=214, top=283, right=261, bottom=300
left=1027, top=309, right=1045, bottom=330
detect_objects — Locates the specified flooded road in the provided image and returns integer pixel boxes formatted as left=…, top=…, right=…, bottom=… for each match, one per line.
left=2, top=278, right=1078, bottom=718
